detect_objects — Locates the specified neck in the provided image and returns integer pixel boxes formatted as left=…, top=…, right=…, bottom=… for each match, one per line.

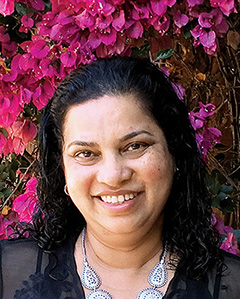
left=80, top=218, right=164, bottom=270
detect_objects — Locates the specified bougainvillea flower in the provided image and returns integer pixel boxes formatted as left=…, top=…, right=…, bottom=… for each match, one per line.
left=125, top=21, right=143, bottom=39
left=199, top=30, right=216, bottom=48
left=199, top=102, right=216, bottom=117
left=2, top=69, right=18, bottom=82
left=199, top=9, right=223, bottom=28
left=29, top=0, right=45, bottom=11
left=75, top=10, right=96, bottom=30
left=150, top=0, right=167, bottom=16
left=0, top=132, right=7, bottom=152
left=112, top=10, right=125, bottom=31
left=0, top=95, right=10, bottom=113
left=210, top=0, right=237, bottom=16
left=2, top=40, right=17, bottom=57
left=0, top=26, right=10, bottom=43
left=19, top=15, right=34, bottom=33
left=151, top=15, right=170, bottom=34
left=60, top=50, right=77, bottom=67
left=30, top=40, right=50, bottom=59
left=203, top=127, right=222, bottom=144
left=189, top=112, right=205, bottom=130
left=187, top=0, right=204, bottom=6
left=11, top=119, right=37, bottom=144
left=220, top=233, right=240, bottom=256
left=12, top=177, right=38, bottom=223
left=174, top=10, right=189, bottom=28
left=0, top=0, right=14, bottom=16
left=190, top=24, right=205, bottom=39
left=212, top=214, right=233, bottom=235
left=0, top=215, right=15, bottom=240
left=58, top=9, right=75, bottom=25
left=32, top=80, right=55, bottom=110
left=214, top=17, right=229, bottom=37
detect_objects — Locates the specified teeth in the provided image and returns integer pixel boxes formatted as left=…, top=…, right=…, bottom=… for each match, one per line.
left=99, top=193, right=138, bottom=204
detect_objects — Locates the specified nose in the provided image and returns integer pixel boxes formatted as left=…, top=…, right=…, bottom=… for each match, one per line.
left=96, top=154, right=133, bottom=188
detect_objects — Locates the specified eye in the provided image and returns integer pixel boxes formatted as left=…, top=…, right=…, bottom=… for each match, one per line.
left=123, top=142, right=149, bottom=153
left=74, top=150, right=98, bottom=161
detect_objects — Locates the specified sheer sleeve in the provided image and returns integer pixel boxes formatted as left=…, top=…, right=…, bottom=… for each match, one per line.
left=0, top=237, right=85, bottom=299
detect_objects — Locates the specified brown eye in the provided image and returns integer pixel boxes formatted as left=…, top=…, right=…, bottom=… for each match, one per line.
left=125, top=142, right=149, bottom=152
left=74, top=151, right=94, bottom=158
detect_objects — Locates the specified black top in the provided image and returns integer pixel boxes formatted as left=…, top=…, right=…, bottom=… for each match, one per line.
left=0, top=234, right=240, bottom=299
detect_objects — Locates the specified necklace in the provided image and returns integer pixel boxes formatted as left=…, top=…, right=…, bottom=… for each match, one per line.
left=80, top=228, right=168, bottom=299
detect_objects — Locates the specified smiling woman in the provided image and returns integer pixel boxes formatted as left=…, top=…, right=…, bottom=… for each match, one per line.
left=0, top=57, right=240, bottom=299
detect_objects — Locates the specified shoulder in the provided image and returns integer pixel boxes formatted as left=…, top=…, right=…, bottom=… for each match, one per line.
left=0, top=237, right=39, bottom=259
left=218, top=250, right=240, bottom=298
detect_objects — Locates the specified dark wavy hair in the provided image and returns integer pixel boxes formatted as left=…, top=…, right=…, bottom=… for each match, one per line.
left=34, top=56, right=220, bottom=279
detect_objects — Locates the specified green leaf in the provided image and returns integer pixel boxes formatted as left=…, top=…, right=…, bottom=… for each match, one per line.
left=155, top=49, right=174, bottom=60
left=0, top=128, right=8, bottom=138
left=212, top=196, right=221, bottom=208
left=220, top=185, right=234, bottom=194
left=220, top=198, right=235, bottom=213
left=216, top=192, right=227, bottom=201
left=232, top=230, right=240, bottom=247
left=0, top=172, right=8, bottom=181
left=0, top=165, right=5, bottom=175
left=184, top=31, right=191, bottom=39
left=15, top=2, right=28, bottom=15
left=0, top=182, right=5, bottom=191
left=2, top=188, right=11, bottom=198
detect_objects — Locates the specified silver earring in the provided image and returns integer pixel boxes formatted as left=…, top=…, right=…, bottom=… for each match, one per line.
left=64, top=184, right=70, bottom=196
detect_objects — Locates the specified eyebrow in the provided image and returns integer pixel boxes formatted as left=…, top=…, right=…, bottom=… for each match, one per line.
left=120, top=130, right=154, bottom=142
left=67, top=130, right=154, bottom=149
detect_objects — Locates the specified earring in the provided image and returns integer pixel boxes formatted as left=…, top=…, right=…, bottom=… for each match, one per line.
left=64, top=184, right=70, bottom=196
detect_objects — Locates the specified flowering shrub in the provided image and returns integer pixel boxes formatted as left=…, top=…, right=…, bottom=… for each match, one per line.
left=0, top=0, right=239, bottom=254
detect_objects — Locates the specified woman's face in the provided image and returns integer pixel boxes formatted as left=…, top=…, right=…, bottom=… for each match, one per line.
left=62, top=94, right=174, bottom=235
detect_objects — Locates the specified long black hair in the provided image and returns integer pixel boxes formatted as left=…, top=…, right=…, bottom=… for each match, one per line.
left=34, top=56, right=220, bottom=279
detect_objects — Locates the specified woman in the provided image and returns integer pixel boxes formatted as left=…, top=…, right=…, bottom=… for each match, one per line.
left=1, top=57, right=240, bottom=299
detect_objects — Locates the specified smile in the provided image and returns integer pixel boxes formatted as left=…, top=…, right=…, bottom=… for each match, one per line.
left=98, top=193, right=138, bottom=204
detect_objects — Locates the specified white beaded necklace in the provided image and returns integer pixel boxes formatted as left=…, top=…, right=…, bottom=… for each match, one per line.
left=80, top=228, right=168, bottom=299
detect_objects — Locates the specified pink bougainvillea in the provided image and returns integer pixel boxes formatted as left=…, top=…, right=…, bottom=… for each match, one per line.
left=189, top=102, right=222, bottom=160
left=12, top=177, right=38, bottom=223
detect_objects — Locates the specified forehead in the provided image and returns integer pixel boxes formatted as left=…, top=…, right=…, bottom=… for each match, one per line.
left=63, top=95, right=165, bottom=143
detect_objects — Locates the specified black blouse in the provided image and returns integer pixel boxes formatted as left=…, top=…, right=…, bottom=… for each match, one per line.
left=1, top=235, right=240, bottom=299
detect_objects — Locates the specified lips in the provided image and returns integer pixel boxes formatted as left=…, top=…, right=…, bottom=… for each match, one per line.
left=95, top=193, right=138, bottom=204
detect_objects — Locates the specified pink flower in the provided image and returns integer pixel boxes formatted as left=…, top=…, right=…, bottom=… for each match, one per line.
left=174, top=10, right=189, bottom=28
left=75, top=10, right=96, bottom=30
left=199, top=30, right=216, bottom=49
left=30, top=40, right=50, bottom=59
left=189, top=112, right=205, bottom=130
left=151, top=15, right=170, bottom=35
left=220, top=233, right=240, bottom=256
left=112, top=10, right=125, bottom=31
left=187, top=0, right=204, bottom=6
left=19, top=15, right=34, bottom=33
left=150, top=0, right=167, bottom=16
left=199, top=9, right=223, bottom=28
left=210, top=0, right=237, bottom=16
left=12, top=177, right=38, bottom=223
left=212, top=214, right=233, bottom=235
left=4, top=119, right=37, bottom=155
left=199, top=102, right=216, bottom=117
left=0, top=132, right=7, bottom=153
left=0, top=0, right=14, bottom=16
left=125, top=21, right=143, bottom=39
left=60, top=50, right=77, bottom=67
left=28, top=0, right=45, bottom=11
left=32, top=79, right=55, bottom=110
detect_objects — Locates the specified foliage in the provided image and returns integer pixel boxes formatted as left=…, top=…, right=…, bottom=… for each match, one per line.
left=0, top=0, right=239, bottom=254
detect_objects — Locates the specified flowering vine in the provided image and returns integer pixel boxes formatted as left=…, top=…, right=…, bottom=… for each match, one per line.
left=0, top=1, right=239, bottom=253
